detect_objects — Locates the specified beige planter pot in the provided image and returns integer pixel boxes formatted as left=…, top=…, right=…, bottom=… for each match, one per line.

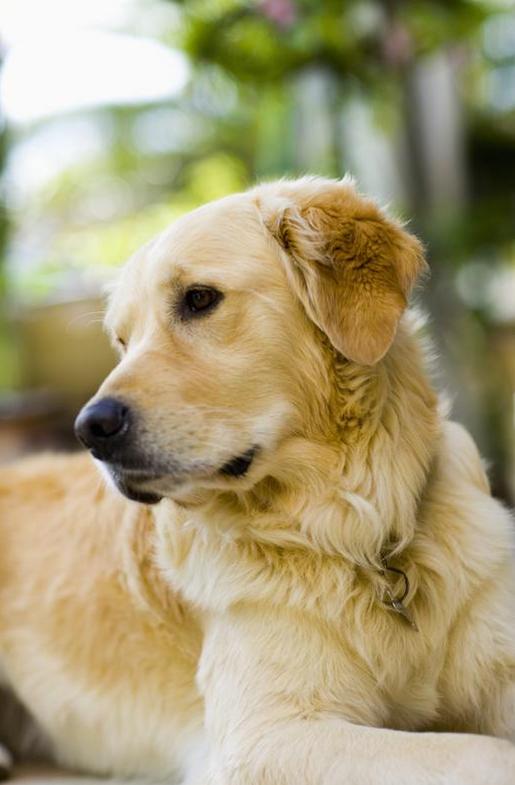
left=16, top=297, right=116, bottom=407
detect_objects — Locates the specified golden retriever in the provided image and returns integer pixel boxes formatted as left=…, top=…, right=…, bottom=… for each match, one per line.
left=0, top=177, right=514, bottom=785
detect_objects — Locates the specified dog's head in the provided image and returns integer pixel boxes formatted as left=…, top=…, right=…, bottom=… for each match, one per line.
left=75, top=177, right=426, bottom=504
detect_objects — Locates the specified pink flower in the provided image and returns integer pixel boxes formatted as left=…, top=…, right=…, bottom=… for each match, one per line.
left=259, top=0, right=297, bottom=30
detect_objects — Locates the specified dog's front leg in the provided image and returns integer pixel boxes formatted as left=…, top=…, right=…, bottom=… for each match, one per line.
left=488, top=680, right=515, bottom=743
left=199, top=612, right=515, bottom=785
left=203, top=714, right=515, bottom=785
left=0, top=745, right=12, bottom=781
left=0, top=685, right=14, bottom=780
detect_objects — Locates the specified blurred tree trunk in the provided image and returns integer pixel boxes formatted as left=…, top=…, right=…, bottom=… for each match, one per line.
left=291, top=66, right=339, bottom=175
left=400, top=50, right=471, bottom=398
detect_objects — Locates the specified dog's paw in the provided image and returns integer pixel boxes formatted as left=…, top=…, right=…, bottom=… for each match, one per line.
left=447, top=736, right=515, bottom=785
left=324, top=733, right=515, bottom=785
left=0, top=744, right=12, bottom=781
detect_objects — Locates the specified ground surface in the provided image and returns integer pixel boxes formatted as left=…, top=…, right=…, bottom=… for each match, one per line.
left=12, top=767, right=124, bottom=784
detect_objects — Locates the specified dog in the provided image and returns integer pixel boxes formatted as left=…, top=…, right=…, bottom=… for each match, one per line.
left=0, top=177, right=514, bottom=785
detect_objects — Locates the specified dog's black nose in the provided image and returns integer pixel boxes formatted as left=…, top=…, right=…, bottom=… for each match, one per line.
left=74, top=397, right=129, bottom=457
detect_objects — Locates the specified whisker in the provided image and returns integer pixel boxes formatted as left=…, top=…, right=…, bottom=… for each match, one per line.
left=65, top=311, right=106, bottom=330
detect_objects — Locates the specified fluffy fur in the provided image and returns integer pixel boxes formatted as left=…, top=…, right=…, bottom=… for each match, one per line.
left=0, top=177, right=514, bottom=785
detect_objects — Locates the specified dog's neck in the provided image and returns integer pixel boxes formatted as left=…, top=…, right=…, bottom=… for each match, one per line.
left=154, top=313, right=441, bottom=615
left=318, top=315, right=440, bottom=567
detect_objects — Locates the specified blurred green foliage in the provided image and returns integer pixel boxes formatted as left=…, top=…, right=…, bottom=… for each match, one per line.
left=177, top=0, right=489, bottom=82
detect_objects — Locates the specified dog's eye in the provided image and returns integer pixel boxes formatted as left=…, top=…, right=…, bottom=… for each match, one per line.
left=182, top=287, right=223, bottom=317
left=115, top=337, right=126, bottom=351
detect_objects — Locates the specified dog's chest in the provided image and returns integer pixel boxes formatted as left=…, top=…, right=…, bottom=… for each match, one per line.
left=199, top=603, right=446, bottom=737
left=331, top=599, right=448, bottom=729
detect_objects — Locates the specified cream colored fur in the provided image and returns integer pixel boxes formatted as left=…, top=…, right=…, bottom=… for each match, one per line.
left=0, top=177, right=514, bottom=785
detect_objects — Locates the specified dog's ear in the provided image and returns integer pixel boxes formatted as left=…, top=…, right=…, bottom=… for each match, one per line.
left=261, top=180, right=427, bottom=365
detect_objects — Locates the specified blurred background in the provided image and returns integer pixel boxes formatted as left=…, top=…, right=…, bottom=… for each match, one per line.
left=0, top=0, right=513, bottom=503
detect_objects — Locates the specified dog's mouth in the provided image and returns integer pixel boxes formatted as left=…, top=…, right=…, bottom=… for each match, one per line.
left=108, top=468, right=167, bottom=505
left=115, top=473, right=165, bottom=505
left=219, top=446, right=258, bottom=478
left=122, top=486, right=163, bottom=505
left=107, top=446, right=260, bottom=505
